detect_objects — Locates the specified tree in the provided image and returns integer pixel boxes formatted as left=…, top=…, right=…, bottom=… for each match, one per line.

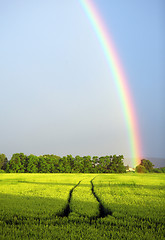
left=109, top=155, right=126, bottom=173
left=97, top=156, right=106, bottom=173
left=92, top=156, right=99, bottom=172
left=67, top=155, right=74, bottom=172
left=27, top=155, right=39, bottom=173
left=45, top=155, right=60, bottom=173
left=140, top=159, right=154, bottom=172
left=52, top=155, right=61, bottom=173
left=18, top=153, right=28, bottom=172
left=38, top=156, right=50, bottom=173
left=104, top=155, right=113, bottom=173
left=83, top=156, right=93, bottom=173
left=135, top=165, right=147, bottom=173
left=6, top=153, right=23, bottom=173
left=73, top=156, right=83, bottom=173
left=0, top=154, right=8, bottom=170
left=60, top=156, right=72, bottom=173
left=153, top=168, right=162, bottom=173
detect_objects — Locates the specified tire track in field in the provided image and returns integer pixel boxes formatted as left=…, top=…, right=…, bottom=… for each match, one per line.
left=59, top=180, right=82, bottom=217
left=90, top=177, right=113, bottom=218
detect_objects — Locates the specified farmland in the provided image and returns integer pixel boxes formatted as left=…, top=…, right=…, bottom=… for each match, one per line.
left=0, top=174, right=165, bottom=239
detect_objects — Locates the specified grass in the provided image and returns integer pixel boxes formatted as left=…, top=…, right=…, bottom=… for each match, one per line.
left=0, top=173, right=164, bottom=239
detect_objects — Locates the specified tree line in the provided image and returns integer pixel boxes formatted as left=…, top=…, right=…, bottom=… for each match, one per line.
left=0, top=153, right=126, bottom=173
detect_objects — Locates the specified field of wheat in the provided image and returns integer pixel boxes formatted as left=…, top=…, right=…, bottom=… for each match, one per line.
left=0, top=173, right=164, bottom=239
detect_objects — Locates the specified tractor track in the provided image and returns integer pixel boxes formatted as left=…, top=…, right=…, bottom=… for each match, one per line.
left=59, top=180, right=82, bottom=217
left=90, top=177, right=113, bottom=218
left=60, top=177, right=112, bottom=218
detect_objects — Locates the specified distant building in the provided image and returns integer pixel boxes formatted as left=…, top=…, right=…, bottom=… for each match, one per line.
left=126, top=167, right=135, bottom=172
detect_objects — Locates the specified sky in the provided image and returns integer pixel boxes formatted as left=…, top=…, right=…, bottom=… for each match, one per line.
left=0, top=0, right=164, bottom=166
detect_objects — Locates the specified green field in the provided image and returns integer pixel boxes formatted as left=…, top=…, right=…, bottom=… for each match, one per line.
left=0, top=174, right=165, bottom=239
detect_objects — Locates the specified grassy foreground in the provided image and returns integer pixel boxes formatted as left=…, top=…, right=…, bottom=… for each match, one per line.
left=0, top=173, right=165, bottom=239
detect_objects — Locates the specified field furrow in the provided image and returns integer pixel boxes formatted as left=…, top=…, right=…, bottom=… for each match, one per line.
left=90, top=178, right=112, bottom=217
left=60, top=180, right=82, bottom=217
left=70, top=177, right=100, bottom=218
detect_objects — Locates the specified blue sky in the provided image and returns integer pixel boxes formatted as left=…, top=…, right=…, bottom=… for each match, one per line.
left=0, top=0, right=164, bottom=166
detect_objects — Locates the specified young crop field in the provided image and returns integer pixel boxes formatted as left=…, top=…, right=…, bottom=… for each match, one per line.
left=0, top=173, right=164, bottom=239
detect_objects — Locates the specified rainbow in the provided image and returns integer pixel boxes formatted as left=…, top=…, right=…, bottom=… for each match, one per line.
left=79, top=0, right=142, bottom=167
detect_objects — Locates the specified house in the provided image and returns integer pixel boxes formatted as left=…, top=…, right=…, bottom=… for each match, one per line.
left=126, top=167, right=135, bottom=172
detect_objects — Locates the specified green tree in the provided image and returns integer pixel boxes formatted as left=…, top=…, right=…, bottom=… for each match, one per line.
left=18, top=153, right=28, bottom=172
left=109, top=155, right=126, bottom=173
left=51, top=155, right=61, bottom=173
left=140, top=159, right=154, bottom=172
left=135, top=164, right=147, bottom=173
left=153, top=168, right=162, bottom=173
left=96, top=156, right=108, bottom=173
left=27, top=155, right=39, bottom=173
left=58, top=158, right=65, bottom=173
left=59, top=156, right=72, bottom=173
left=0, top=154, right=8, bottom=171
left=103, top=155, right=113, bottom=173
left=83, top=156, right=93, bottom=173
left=67, top=155, right=74, bottom=172
left=38, top=156, right=50, bottom=173
left=92, top=156, right=99, bottom=172
left=45, top=155, right=60, bottom=173
left=73, top=156, right=84, bottom=172
left=6, top=153, right=22, bottom=173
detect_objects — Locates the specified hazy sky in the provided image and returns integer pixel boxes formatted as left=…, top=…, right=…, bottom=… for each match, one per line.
left=0, top=0, right=164, bottom=164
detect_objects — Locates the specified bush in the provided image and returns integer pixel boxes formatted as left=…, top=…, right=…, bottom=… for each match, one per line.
left=135, top=165, right=147, bottom=173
